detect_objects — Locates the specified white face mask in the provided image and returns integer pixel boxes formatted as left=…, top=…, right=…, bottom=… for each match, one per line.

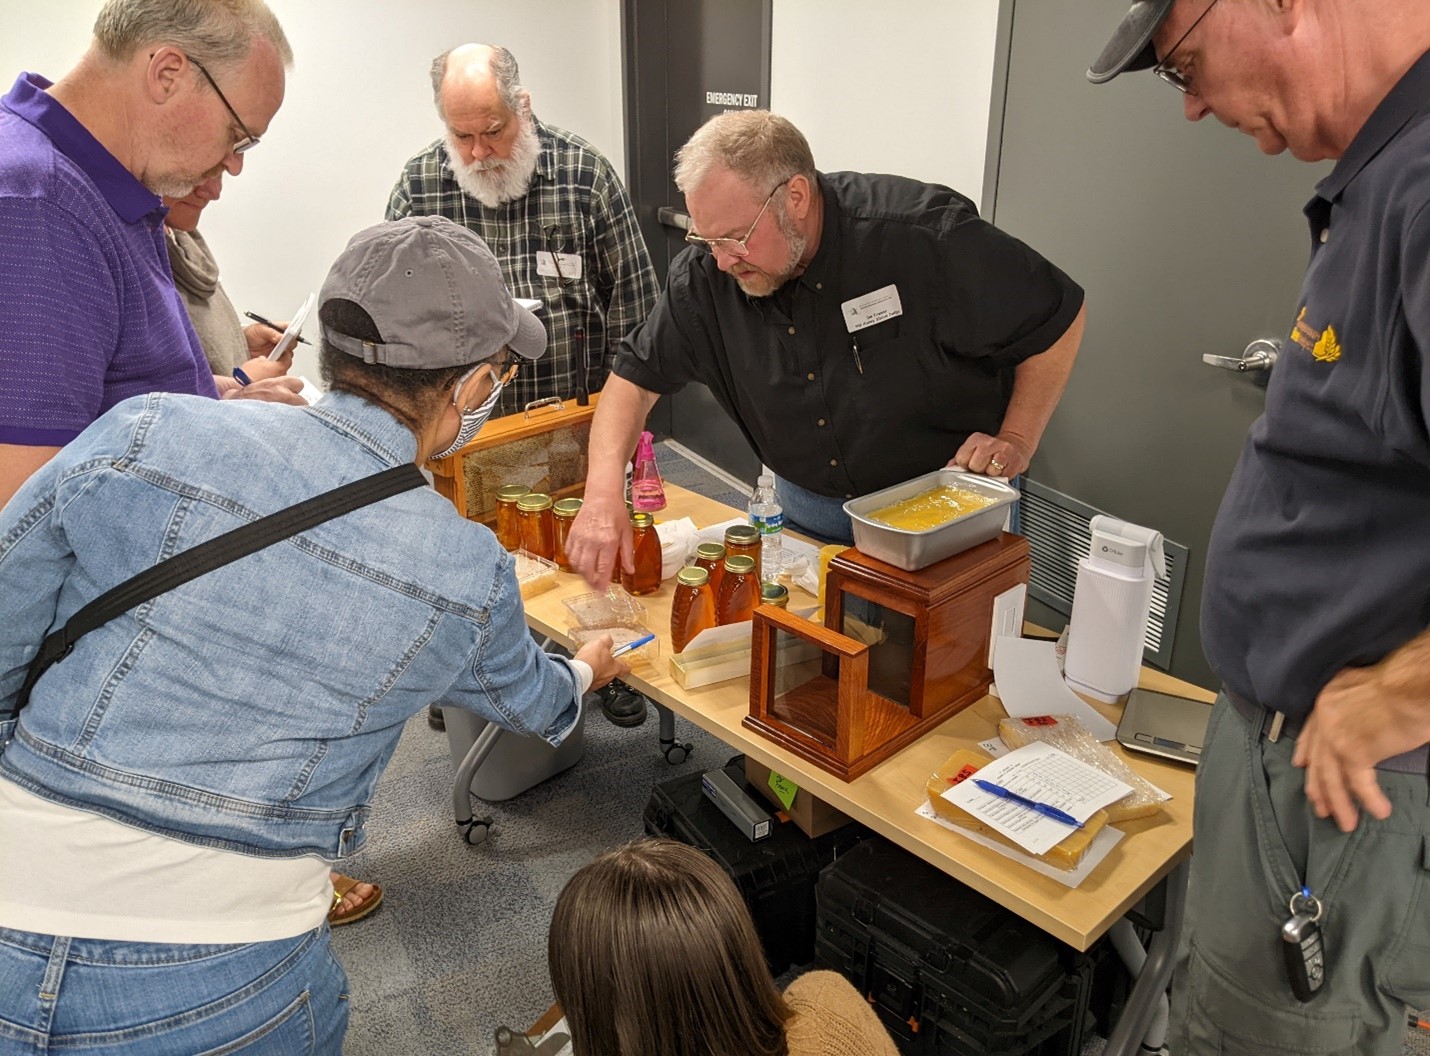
left=430, top=366, right=506, bottom=460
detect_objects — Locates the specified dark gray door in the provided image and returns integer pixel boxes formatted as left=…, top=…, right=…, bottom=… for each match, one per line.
left=988, top=0, right=1330, bottom=688
left=622, top=0, right=771, bottom=480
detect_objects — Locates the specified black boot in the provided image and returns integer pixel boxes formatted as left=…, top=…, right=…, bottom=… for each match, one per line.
left=599, top=680, right=649, bottom=727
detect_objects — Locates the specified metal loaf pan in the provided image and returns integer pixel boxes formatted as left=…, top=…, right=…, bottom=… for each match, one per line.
left=842, top=469, right=1019, bottom=571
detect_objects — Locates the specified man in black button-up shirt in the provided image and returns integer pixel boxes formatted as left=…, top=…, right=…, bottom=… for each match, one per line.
left=1092, top=2, right=1430, bottom=1054
left=566, top=111, right=1085, bottom=582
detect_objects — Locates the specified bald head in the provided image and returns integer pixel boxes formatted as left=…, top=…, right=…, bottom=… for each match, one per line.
left=430, top=44, right=526, bottom=124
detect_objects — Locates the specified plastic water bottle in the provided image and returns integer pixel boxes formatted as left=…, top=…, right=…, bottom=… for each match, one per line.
left=748, top=474, right=784, bottom=583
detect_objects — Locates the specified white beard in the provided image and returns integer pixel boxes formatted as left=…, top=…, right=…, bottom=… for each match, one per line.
left=447, top=119, right=542, bottom=208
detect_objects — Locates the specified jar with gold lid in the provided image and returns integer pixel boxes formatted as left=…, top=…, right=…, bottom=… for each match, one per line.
left=495, top=484, right=530, bottom=551
left=623, top=511, right=662, bottom=596
left=516, top=492, right=555, bottom=560
left=716, top=554, right=758, bottom=625
left=552, top=497, right=582, bottom=571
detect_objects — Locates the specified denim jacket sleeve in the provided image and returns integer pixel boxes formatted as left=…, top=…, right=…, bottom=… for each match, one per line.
left=0, top=454, right=81, bottom=743
left=441, top=553, right=581, bottom=747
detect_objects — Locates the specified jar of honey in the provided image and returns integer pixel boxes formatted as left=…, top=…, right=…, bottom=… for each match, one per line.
left=552, top=497, right=582, bottom=571
left=693, top=542, right=726, bottom=598
left=623, top=511, right=663, bottom=596
left=516, top=492, right=555, bottom=560
left=670, top=566, right=717, bottom=653
left=716, top=554, right=758, bottom=625
left=494, top=484, right=530, bottom=551
left=759, top=582, right=789, bottom=609
left=723, top=524, right=761, bottom=566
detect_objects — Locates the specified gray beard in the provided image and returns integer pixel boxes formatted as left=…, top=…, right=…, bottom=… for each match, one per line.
left=447, top=120, right=541, bottom=208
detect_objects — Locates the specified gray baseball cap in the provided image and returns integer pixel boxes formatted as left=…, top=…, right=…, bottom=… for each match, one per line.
left=1088, top=0, right=1176, bottom=84
left=319, top=215, right=546, bottom=368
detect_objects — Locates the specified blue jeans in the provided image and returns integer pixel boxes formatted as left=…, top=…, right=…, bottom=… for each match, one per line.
left=773, top=476, right=854, bottom=545
left=0, top=925, right=348, bottom=1055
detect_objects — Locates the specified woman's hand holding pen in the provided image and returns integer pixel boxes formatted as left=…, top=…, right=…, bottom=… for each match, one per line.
left=573, top=634, right=630, bottom=693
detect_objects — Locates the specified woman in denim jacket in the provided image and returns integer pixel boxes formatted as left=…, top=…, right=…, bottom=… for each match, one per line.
left=0, top=216, right=628, bottom=1055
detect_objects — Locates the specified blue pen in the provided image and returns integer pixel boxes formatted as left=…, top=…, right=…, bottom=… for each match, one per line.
left=232, top=367, right=252, bottom=387
left=610, top=633, right=656, bottom=658
left=972, top=778, right=1084, bottom=828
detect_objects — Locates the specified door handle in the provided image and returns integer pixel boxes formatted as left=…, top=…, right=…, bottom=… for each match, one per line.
left=657, top=206, right=691, bottom=232
left=1203, top=338, right=1280, bottom=373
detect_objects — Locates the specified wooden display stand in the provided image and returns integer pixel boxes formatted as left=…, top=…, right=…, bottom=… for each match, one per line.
left=745, top=533, right=1030, bottom=780
left=426, top=393, right=599, bottom=523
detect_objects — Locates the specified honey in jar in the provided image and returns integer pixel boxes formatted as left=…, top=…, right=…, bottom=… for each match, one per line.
left=516, top=492, right=555, bottom=560
left=723, top=524, right=761, bottom=566
left=867, top=485, right=995, bottom=531
left=693, top=542, right=726, bottom=598
left=759, top=581, right=790, bottom=609
left=494, top=484, right=530, bottom=551
left=552, top=497, right=582, bottom=571
left=716, top=554, right=758, bottom=625
left=623, top=511, right=662, bottom=596
left=670, top=566, right=717, bottom=653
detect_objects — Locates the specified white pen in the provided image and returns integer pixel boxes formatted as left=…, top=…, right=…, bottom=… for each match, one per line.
left=610, top=633, right=656, bottom=658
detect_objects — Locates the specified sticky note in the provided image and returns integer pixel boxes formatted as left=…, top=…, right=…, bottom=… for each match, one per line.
left=768, top=770, right=799, bottom=811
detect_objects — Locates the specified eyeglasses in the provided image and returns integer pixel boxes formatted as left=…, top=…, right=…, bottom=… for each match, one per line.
left=684, top=181, right=787, bottom=258
left=188, top=56, right=260, bottom=154
left=543, top=226, right=575, bottom=287
left=1152, top=0, right=1221, bottom=96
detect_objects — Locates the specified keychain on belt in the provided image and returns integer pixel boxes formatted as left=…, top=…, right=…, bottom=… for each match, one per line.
left=1282, top=885, right=1327, bottom=1002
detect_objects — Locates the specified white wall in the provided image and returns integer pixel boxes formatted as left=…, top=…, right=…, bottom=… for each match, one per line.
left=0, top=0, right=624, bottom=381
left=771, top=0, right=1000, bottom=208
left=1, top=1, right=1001, bottom=377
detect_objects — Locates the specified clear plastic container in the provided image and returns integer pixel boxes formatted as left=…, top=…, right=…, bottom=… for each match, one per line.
left=563, top=589, right=648, bottom=630
left=512, top=549, right=560, bottom=599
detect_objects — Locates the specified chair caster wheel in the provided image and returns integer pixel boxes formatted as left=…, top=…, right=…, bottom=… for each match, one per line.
left=460, top=815, right=493, bottom=845
left=662, top=740, right=693, bottom=765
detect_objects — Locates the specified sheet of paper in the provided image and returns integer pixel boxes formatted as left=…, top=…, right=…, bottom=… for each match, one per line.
left=268, top=292, right=314, bottom=360
left=942, top=741, right=1134, bottom=855
left=991, top=635, right=1119, bottom=741
left=914, top=800, right=1122, bottom=889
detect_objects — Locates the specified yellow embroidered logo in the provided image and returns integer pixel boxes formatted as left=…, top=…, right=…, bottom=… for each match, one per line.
left=1289, top=306, right=1341, bottom=363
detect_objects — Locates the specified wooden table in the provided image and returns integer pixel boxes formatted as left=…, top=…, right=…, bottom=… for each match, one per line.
left=522, top=485, right=1206, bottom=1053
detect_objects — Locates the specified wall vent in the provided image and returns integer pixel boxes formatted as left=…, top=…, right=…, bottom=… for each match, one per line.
left=1018, top=479, right=1188, bottom=672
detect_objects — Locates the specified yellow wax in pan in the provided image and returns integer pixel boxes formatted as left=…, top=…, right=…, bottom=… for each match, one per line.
left=867, top=485, right=995, bottom=531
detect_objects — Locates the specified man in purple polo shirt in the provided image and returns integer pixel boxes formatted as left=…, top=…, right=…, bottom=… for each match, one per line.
left=0, top=0, right=301, bottom=508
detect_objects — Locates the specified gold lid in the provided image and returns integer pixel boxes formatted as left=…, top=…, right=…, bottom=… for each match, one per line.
left=676, top=566, right=710, bottom=587
left=496, top=484, right=531, bottom=502
left=760, top=582, right=789, bottom=606
left=723, top=554, right=756, bottom=575
left=552, top=497, right=583, bottom=518
left=695, top=542, right=726, bottom=561
left=630, top=511, right=655, bottom=528
left=516, top=493, right=553, bottom=512
left=724, top=524, right=759, bottom=544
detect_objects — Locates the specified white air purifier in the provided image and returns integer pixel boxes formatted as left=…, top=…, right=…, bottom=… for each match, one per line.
left=1064, top=516, right=1167, bottom=703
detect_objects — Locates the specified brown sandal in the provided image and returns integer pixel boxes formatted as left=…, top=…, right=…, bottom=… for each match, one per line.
left=328, top=872, right=383, bottom=926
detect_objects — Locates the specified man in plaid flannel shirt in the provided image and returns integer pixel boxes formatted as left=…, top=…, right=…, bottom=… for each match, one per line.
left=387, top=43, right=658, bottom=417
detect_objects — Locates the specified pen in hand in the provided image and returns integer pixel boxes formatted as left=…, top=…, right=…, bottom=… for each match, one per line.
left=972, top=778, right=1084, bottom=828
left=244, top=311, right=310, bottom=345
left=610, top=633, right=656, bottom=658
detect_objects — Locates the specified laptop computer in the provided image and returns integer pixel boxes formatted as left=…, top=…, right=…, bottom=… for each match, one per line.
left=1116, top=687, right=1214, bottom=766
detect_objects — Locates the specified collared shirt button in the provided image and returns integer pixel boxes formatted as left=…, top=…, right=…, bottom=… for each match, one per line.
left=829, top=458, right=839, bottom=467
left=787, top=326, right=797, bottom=336
left=1319, top=228, right=1329, bottom=244
left=806, top=372, right=816, bottom=381
left=845, top=493, right=853, bottom=499
left=815, top=282, right=823, bottom=290
left=817, top=418, right=826, bottom=427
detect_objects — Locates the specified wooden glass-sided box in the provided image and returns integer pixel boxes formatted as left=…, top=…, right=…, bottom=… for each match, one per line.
left=745, top=533, right=1031, bottom=780
left=425, top=394, right=599, bottom=524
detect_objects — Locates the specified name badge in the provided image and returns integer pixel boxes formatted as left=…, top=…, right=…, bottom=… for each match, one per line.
left=842, top=285, right=902, bottom=333
left=535, top=251, right=583, bottom=281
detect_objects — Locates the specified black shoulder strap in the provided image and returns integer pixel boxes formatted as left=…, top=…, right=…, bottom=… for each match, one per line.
left=7, top=463, right=427, bottom=720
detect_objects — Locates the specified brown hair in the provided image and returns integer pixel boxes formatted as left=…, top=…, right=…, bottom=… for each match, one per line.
left=548, top=839, right=794, bottom=1056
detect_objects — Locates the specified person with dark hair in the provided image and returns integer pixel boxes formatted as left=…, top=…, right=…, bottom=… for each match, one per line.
left=0, top=0, right=304, bottom=510
left=566, top=109, right=1085, bottom=587
left=548, top=839, right=899, bottom=1056
left=0, top=215, right=628, bottom=1053
left=1088, top=2, right=1430, bottom=1054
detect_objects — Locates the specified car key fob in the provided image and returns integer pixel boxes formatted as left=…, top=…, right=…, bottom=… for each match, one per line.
left=1281, top=910, right=1326, bottom=1002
